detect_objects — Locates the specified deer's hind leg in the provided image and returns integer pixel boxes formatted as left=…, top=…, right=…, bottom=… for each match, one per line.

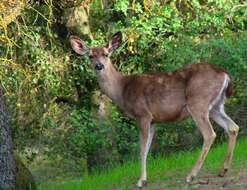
left=210, top=97, right=239, bottom=177
left=186, top=103, right=216, bottom=183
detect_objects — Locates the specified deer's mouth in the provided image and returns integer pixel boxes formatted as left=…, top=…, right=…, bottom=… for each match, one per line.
left=95, top=63, right=104, bottom=71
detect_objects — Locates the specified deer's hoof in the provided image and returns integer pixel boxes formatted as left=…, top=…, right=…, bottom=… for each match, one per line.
left=218, top=168, right=228, bottom=177
left=186, top=174, right=195, bottom=183
left=136, top=179, right=147, bottom=188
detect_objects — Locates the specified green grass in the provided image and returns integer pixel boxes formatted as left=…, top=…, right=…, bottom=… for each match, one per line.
left=38, top=136, right=247, bottom=190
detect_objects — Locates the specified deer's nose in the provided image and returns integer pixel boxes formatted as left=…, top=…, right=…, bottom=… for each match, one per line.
left=95, top=63, right=104, bottom=71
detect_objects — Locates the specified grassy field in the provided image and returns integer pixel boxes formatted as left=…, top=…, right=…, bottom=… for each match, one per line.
left=38, top=136, right=247, bottom=190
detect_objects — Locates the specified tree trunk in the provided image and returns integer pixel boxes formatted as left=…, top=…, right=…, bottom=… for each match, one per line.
left=0, top=87, right=16, bottom=190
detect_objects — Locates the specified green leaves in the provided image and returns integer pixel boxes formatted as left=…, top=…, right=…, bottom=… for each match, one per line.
left=114, top=0, right=130, bottom=16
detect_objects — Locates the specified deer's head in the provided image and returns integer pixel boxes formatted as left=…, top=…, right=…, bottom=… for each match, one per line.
left=69, top=32, right=122, bottom=74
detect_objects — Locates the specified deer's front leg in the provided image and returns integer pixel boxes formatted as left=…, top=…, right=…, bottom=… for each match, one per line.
left=137, top=118, right=154, bottom=188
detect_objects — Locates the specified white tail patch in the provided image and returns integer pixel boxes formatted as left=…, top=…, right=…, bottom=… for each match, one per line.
left=209, top=74, right=229, bottom=111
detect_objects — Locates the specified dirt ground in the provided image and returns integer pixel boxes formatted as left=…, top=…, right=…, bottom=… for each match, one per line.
left=144, top=167, right=247, bottom=190
left=187, top=170, right=247, bottom=190
left=195, top=169, right=247, bottom=190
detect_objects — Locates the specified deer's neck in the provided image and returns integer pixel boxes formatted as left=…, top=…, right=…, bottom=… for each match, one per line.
left=97, top=63, right=124, bottom=106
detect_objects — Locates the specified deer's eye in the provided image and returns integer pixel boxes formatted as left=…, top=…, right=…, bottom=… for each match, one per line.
left=104, top=53, right=109, bottom=57
left=89, top=55, right=93, bottom=59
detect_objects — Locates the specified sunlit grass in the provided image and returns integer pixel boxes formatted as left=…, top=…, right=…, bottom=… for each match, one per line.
left=38, top=137, right=247, bottom=190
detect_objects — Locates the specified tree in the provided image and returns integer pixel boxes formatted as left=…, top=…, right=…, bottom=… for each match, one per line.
left=0, top=87, right=16, bottom=190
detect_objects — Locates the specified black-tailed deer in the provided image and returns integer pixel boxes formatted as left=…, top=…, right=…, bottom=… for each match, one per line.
left=70, top=32, right=239, bottom=188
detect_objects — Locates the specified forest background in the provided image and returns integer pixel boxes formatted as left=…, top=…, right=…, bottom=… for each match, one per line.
left=0, top=0, right=247, bottom=187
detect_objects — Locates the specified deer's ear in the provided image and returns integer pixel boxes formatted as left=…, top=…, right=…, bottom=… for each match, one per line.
left=107, top=31, right=122, bottom=53
left=69, top=35, right=89, bottom=55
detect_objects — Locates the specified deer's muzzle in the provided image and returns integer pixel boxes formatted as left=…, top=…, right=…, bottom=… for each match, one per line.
left=95, top=63, right=104, bottom=71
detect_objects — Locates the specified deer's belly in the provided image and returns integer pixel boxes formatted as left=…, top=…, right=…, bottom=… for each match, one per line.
left=151, top=104, right=190, bottom=123
left=122, top=92, right=190, bottom=122
left=146, top=91, right=189, bottom=123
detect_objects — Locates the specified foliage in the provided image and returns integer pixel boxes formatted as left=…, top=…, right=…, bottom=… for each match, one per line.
left=15, top=154, right=36, bottom=190
left=0, top=0, right=246, bottom=177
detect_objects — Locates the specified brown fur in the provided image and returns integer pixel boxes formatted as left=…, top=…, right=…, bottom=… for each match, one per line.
left=117, top=64, right=230, bottom=123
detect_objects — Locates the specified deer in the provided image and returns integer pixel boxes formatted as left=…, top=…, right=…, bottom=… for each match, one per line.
left=69, top=31, right=239, bottom=188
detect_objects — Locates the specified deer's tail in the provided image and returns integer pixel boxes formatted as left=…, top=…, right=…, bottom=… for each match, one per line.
left=225, top=75, right=233, bottom=98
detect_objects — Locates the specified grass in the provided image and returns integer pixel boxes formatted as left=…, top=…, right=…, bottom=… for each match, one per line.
left=38, top=136, right=247, bottom=190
